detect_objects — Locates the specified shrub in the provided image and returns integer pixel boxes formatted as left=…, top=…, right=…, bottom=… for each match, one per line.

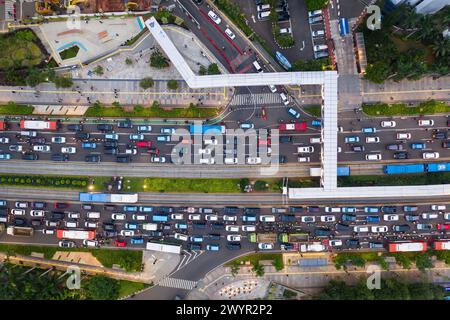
left=93, top=66, right=104, bottom=76
left=254, top=180, right=268, bottom=191
left=139, top=77, right=154, bottom=89
left=167, top=80, right=178, bottom=90
left=207, top=63, right=220, bottom=75
left=150, top=50, right=169, bottom=69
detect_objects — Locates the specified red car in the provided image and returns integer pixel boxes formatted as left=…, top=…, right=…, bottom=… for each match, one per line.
left=259, top=138, right=271, bottom=145
left=114, top=240, right=126, bottom=247
left=261, top=107, right=267, bottom=121
left=279, top=122, right=307, bottom=131
left=146, top=147, right=159, bottom=155
left=54, top=202, right=69, bottom=209
left=136, top=141, right=152, bottom=148
left=437, top=223, right=450, bottom=230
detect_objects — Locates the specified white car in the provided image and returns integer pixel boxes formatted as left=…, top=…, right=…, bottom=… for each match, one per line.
left=225, top=225, right=240, bottom=232
left=246, top=157, right=262, bottom=164
left=301, top=216, right=316, bottom=223
left=431, top=205, right=446, bottom=211
left=171, top=213, right=184, bottom=220
left=51, top=137, right=66, bottom=144
left=132, top=214, right=147, bottom=221
left=42, top=229, right=55, bottom=235
left=353, top=226, right=369, bottom=233
left=84, top=221, right=98, bottom=228
left=258, top=243, right=274, bottom=250
left=15, top=202, right=28, bottom=208
left=421, top=213, right=439, bottom=219
left=208, top=10, right=221, bottom=24
left=418, top=119, right=434, bottom=126
left=423, top=152, right=439, bottom=159
left=268, top=85, right=277, bottom=93
left=111, top=213, right=126, bottom=220
left=30, top=210, right=45, bottom=217
left=242, top=225, right=256, bottom=232
left=225, top=28, right=236, bottom=40
left=383, top=214, right=399, bottom=221
left=260, top=215, right=275, bottom=222
left=366, top=153, right=382, bottom=161
left=444, top=213, right=450, bottom=220
left=226, top=234, right=241, bottom=242
left=65, top=221, right=78, bottom=228
left=396, top=133, right=411, bottom=140
left=205, top=214, right=218, bottom=221
left=11, top=209, right=26, bottom=216
left=188, top=214, right=201, bottom=221
left=204, top=138, right=218, bottom=145
left=371, top=226, right=388, bottom=233
left=120, top=230, right=135, bottom=237
left=223, top=215, right=237, bottom=222
left=68, top=212, right=80, bottom=219
left=83, top=239, right=99, bottom=247
left=199, top=158, right=215, bottom=164
left=61, top=147, right=76, bottom=154
left=33, top=145, right=51, bottom=152
left=198, top=148, right=211, bottom=155
left=366, top=137, right=380, bottom=143
left=174, top=233, right=188, bottom=241
left=0, top=137, right=10, bottom=144
left=380, top=121, right=396, bottom=128
left=329, top=240, right=343, bottom=247
left=320, top=215, right=336, bottom=222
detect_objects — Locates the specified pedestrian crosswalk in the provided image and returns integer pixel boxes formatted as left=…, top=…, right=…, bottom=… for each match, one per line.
left=158, top=277, right=198, bottom=290
left=229, top=93, right=283, bottom=106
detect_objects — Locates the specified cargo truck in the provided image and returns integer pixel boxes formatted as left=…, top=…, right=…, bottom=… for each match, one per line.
left=7, top=226, right=34, bottom=237
left=388, top=241, right=427, bottom=252
left=278, top=232, right=309, bottom=243
left=299, top=242, right=326, bottom=252
left=249, top=233, right=277, bottom=243
left=20, top=120, right=57, bottom=130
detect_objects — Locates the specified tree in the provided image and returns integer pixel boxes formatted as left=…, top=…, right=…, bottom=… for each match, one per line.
left=239, top=178, right=250, bottom=192
left=83, top=276, right=119, bottom=300
left=230, top=261, right=240, bottom=277
left=139, top=77, right=154, bottom=89
left=25, top=68, right=44, bottom=87
left=432, top=37, right=450, bottom=58
left=207, top=63, right=220, bottom=75
left=414, top=252, right=434, bottom=271
left=125, top=58, right=133, bottom=65
left=150, top=50, right=169, bottom=69
left=254, top=180, right=268, bottom=191
left=252, top=262, right=265, bottom=277
left=364, top=61, right=390, bottom=84
left=167, top=79, right=178, bottom=90
left=199, top=65, right=207, bottom=75
left=53, top=76, right=73, bottom=88
left=93, top=65, right=104, bottom=76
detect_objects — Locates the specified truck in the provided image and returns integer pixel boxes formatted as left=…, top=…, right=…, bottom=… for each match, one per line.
left=20, top=120, right=57, bottom=131
left=299, top=242, right=327, bottom=252
left=310, top=166, right=350, bottom=176
left=278, top=122, right=307, bottom=131
left=7, top=226, right=34, bottom=237
left=56, top=229, right=96, bottom=240
left=433, top=240, right=450, bottom=250
left=248, top=233, right=277, bottom=243
left=388, top=241, right=427, bottom=252
left=79, top=192, right=138, bottom=203
left=278, top=232, right=309, bottom=243
left=383, top=164, right=425, bottom=175
left=426, top=162, right=450, bottom=173
left=146, top=241, right=181, bottom=254
left=0, top=121, right=7, bottom=131
left=189, top=124, right=225, bottom=134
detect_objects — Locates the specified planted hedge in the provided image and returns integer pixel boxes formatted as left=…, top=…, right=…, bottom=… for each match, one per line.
left=0, top=175, right=88, bottom=189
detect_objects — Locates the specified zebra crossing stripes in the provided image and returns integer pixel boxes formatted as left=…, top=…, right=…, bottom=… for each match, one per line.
left=229, top=93, right=283, bottom=106
left=158, top=277, right=198, bottom=290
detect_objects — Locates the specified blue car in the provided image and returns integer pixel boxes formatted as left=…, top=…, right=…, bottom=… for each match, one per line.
left=403, top=206, right=418, bottom=212
left=130, top=237, right=145, bottom=245
left=311, top=120, right=321, bottom=126
left=81, top=142, right=97, bottom=149
left=189, top=235, right=204, bottom=243
left=411, top=143, right=426, bottom=150
left=287, top=108, right=300, bottom=119
left=0, top=153, right=11, bottom=160
left=124, top=222, right=139, bottom=230
left=362, top=127, right=376, bottom=134
left=364, top=206, right=379, bottom=213
left=344, top=136, right=360, bottom=143
left=366, top=215, right=380, bottom=223
left=341, top=207, right=356, bottom=213
left=242, top=214, right=257, bottom=222
left=157, top=136, right=171, bottom=142
left=123, top=206, right=138, bottom=212
left=175, top=223, right=188, bottom=229
left=206, top=244, right=220, bottom=251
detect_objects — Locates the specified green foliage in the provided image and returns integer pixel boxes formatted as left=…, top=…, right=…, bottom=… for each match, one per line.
left=303, top=105, right=321, bottom=117
left=291, top=58, right=332, bottom=71
left=364, top=61, right=390, bottom=84
left=59, top=45, right=79, bottom=60
left=252, top=262, right=265, bottom=277
left=150, top=50, right=169, bottom=69
left=230, top=261, right=240, bottom=277
left=254, top=180, right=268, bottom=191
left=271, top=255, right=284, bottom=271
left=0, top=29, right=44, bottom=70
left=282, top=289, right=297, bottom=299
left=167, top=79, right=179, bottom=90
left=362, top=100, right=449, bottom=116
left=199, top=65, right=207, bottom=75
left=305, top=0, right=329, bottom=10
left=0, top=174, right=89, bottom=189
left=139, top=77, right=154, bottom=89
left=125, top=58, right=133, bottom=65
left=239, top=178, right=250, bottom=192
left=93, top=65, right=104, bottom=76
left=214, top=0, right=253, bottom=36
left=415, top=251, right=434, bottom=271
left=207, top=63, right=221, bottom=75
left=83, top=276, right=119, bottom=300
left=338, top=172, right=450, bottom=187
left=333, top=253, right=366, bottom=270
left=53, top=76, right=73, bottom=88
left=275, top=32, right=295, bottom=48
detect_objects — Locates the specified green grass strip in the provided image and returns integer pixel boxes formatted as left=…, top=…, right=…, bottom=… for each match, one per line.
left=362, top=100, right=450, bottom=116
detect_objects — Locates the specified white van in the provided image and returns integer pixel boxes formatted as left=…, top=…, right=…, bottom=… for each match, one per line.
left=142, top=223, right=158, bottom=231
left=313, top=44, right=328, bottom=52
left=279, top=27, right=292, bottom=34
left=297, top=146, right=314, bottom=153
left=257, top=10, right=271, bottom=20
left=298, top=157, right=310, bottom=162
left=86, top=212, right=101, bottom=219
left=366, top=153, right=382, bottom=161
left=260, top=215, right=276, bottom=222
left=279, top=92, right=289, bottom=105
left=253, top=60, right=263, bottom=73
left=310, top=137, right=322, bottom=144
left=353, top=226, right=369, bottom=233
left=257, top=4, right=271, bottom=11
left=224, top=157, right=238, bottom=164
left=174, top=233, right=188, bottom=241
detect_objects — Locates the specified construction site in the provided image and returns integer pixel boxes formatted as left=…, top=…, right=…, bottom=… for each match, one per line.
left=35, top=0, right=153, bottom=15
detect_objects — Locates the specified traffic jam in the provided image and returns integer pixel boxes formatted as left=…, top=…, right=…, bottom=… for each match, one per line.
left=1, top=196, right=450, bottom=253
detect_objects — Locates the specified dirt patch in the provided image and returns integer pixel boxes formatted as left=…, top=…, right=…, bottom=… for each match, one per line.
left=52, top=251, right=103, bottom=267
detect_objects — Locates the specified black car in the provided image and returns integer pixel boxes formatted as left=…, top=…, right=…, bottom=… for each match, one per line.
left=226, top=242, right=241, bottom=250
left=158, top=207, right=173, bottom=213
left=280, top=136, right=293, bottom=143
left=193, top=0, right=203, bottom=4
left=51, top=153, right=69, bottom=161
left=29, top=137, right=46, bottom=144
left=22, top=152, right=38, bottom=160
left=352, top=145, right=365, bottom=152
left=104, top=140, right=118, bottom=148
left=224, top=207, right=239, bottom=214
left=314, top=228, right=332, bottom=237
left=104, top=147, right=118, bottom=155
left=244, top=207, right=260, bottom=214
left=104, top=231, right=118, bottom=237
left=147, top=230, right=163, bottom=237
left=75, top=132, right=90, bottom=140
left=103, top=205, right=116, bottom=211
left=31, top=219, right=42, bottom=226
left=393, top=224, right=410, bottom=232
left=280, top=243, right=294, bottom=250
left=393, top=152, right=408, bottom=159
left=32, top=201, right=46, bottom=209
left=116, top=155, right=131, bottom=163
left=442, top=141, right=450, bottom=149
left=211, top=222, right=225, bottom=230
left=386, top=144, right=404, bottom=151
left=189, top=243, right=202, bottom=251
left=307, top=206, right=320, bottom=213
left=281, top=214, right=296, bottom=222
left=335, top=223, right=352, bottom=232
left=433, top=130, right=447, bottom=139
left=289, top=206, right=303, bottom=213
left=192, top=222, right=206, bottom=229
left=277, top=12, right=290, bottom=21
left=85, top=155, right=101, bottom=162
left=13, top=218, right=26, bottom=226
left=51, top=212, right=65, bottom=220
left=346, top=239, right=360, bottom=248
left=381, top=206, right=397, bottom=213
left=117, top=121, right=133, bottom=128
left=67, top=124, right=83, bottom=132
left=208, top=233, right=221, bottom=240
left=97, top=124, right=113, bottom=132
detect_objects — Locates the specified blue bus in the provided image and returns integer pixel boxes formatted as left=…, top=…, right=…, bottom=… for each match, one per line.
left=189, top=124, right=225, bottom=134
